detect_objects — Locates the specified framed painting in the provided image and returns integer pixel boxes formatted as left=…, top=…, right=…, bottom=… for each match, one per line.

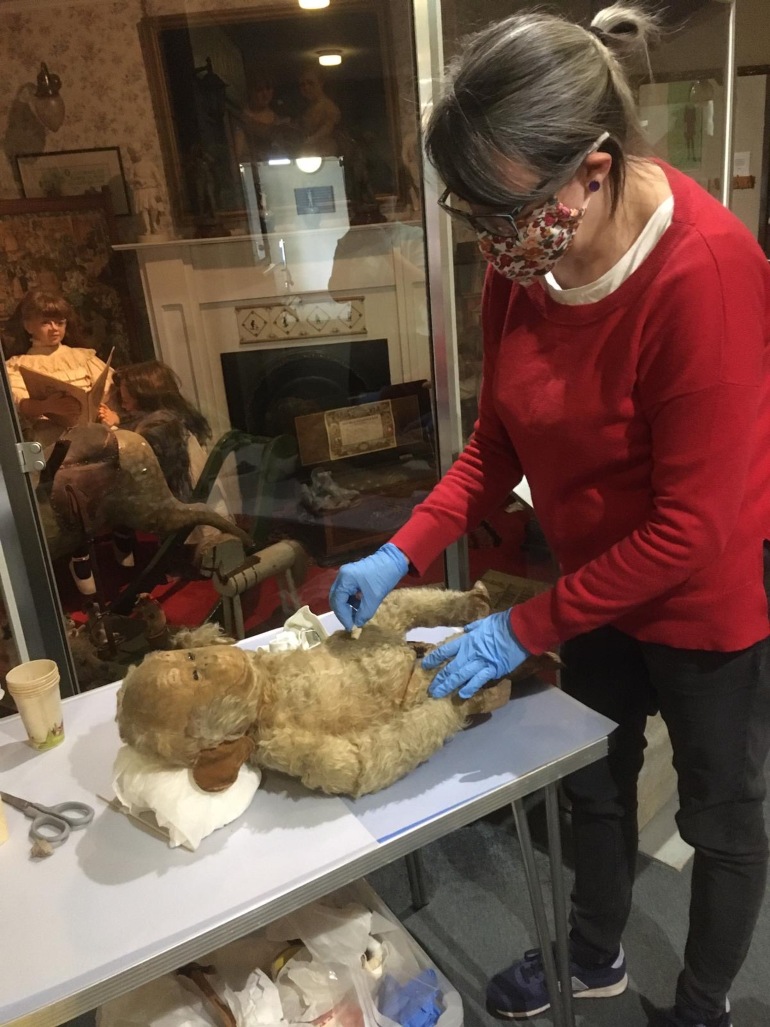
left=16, top=147, right=131, bottom=216
left=0, top=193, right=140, bottom=365
left=140, top=0, right=402, bottom=234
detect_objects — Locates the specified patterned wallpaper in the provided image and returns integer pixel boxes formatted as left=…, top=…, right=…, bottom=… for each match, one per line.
left=0, top=0, right=163, bottom=239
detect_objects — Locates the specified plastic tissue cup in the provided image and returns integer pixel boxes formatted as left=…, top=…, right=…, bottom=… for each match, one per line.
left=5, top=659, right=64, bottom=750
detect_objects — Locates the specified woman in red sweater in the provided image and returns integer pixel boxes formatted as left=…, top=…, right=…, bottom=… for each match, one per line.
left=330, top=5, right=770, bottom=1027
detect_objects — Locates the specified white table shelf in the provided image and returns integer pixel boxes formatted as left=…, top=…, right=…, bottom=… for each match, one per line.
left=0, top=618, right=614, bottom=1027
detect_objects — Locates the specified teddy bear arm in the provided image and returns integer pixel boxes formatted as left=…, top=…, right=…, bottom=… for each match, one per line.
left=369, top=582, right=491, bottom=635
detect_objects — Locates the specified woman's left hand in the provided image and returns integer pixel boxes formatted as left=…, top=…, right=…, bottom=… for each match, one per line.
left=423, top=610, right=530, bottom=699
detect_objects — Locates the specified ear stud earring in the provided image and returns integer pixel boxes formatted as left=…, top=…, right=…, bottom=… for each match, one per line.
left=588, top=180, right=601, bottom=193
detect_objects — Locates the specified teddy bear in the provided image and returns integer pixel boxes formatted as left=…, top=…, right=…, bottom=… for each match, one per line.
left=116, top=582, right=551, bottom=799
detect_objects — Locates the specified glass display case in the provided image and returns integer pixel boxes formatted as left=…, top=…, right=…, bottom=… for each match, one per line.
left=0, top=0, right=444, bottom=696
left=0, top=0, right=751, bottom=699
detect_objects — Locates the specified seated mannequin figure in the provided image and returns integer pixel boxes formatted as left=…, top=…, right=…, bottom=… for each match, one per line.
left=5, top=290, right=115, bottom=594
left=116, top=583, right=552, bottom=800
left=6, top=290, right=114, bottom=447
left=100, top=360, right=230, bottom=566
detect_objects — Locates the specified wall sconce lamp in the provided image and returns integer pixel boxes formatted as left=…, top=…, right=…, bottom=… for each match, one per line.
left=317, top=50, right=342, bottom=67
left=31, top=63, right=65, bottom=132
left=299, top=0, right=330, bottom=9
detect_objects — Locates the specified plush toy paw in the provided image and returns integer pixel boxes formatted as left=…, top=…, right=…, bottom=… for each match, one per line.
left=508, top=651, right=563, bottom=684
left=466, top=580, right=492, bottom=622
left=456, top=678, right=512, bottom=715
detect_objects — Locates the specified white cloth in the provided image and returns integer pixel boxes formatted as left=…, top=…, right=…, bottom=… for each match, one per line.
left=267, top=606, right=328, bottom=652
left=112, top=744, right=261, bottom=850
left=545, top=196, right=674, bottom=305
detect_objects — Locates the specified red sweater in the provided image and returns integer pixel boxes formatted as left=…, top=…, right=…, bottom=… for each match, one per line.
left=392, top=164, right=770, bottom=655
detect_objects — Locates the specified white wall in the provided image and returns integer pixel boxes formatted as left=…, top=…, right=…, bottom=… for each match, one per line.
left=731, top=74, right=767, bottom=236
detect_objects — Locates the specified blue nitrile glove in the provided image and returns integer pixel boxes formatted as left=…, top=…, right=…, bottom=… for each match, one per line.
left=424, top=609, right=529, bottom=699
left=377, top=969, right=443, bottom=1027
left=329, top=542, right=409, bottom=630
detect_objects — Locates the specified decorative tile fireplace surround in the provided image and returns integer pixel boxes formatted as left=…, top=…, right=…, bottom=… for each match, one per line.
left=115, top=222, right=430, bottom=441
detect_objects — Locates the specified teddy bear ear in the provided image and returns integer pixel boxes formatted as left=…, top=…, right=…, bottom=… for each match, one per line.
left=192, top=736, right=254, bottom=792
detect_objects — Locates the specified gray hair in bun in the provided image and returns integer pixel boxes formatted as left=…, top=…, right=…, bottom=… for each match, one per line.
left=591, top=4, right=662, bottom=78
left=425, top=4, right=662, bottom=215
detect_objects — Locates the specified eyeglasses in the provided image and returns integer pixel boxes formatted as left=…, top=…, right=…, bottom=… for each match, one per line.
left=438, top=187, right=553, bottom=237
left=438, top=131, right=610, bottom=238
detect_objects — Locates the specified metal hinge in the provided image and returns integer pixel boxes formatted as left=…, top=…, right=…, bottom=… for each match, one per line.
left=16, top=441, right=47, bottom=474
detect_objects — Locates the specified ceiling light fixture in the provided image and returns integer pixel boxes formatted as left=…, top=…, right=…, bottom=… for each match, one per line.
left=317, top=50, right=342, bottom=67
left=299, top=0, right=330, bottom=9
left=296, top=156, right=323, bottom=173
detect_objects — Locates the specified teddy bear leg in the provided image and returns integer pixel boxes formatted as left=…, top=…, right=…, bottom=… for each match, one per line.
left=352, top=700, right=468, bottom=796
left=256, top=728, right=366, bottom=796
left=370, top=581, right=491, bottom=634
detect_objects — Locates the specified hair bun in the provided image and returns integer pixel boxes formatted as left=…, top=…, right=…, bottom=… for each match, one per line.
left=590, top=3, right=662, bottom=67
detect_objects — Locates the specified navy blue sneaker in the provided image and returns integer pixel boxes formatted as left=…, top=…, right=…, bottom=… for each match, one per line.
left=486, top=944, right=628, bottom=1019
left=659, top=1000, right=732, bottom=1027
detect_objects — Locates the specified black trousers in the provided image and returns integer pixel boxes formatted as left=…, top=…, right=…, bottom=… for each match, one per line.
left=561, top=624, right=770, bottom=1019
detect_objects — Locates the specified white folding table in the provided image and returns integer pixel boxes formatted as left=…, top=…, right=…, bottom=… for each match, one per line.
left=0, top=616, right=615, bottom=1027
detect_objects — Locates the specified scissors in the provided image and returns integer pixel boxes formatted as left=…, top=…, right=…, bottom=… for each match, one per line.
left=1, top=791, right=94, bottom=847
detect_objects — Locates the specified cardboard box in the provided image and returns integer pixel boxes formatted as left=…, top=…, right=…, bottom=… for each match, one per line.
left=478, top=569, right=550, bottom=613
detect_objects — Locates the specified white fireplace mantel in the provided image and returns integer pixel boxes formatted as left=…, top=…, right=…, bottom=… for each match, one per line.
left=115, top=222, right=430, bottom=441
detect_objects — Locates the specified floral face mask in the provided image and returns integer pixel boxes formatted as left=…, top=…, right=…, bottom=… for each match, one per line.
left=476, top=198, right=588, bottom=286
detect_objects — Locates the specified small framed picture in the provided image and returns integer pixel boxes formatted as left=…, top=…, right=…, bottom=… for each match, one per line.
left=16, top=147, right=130, bottom=215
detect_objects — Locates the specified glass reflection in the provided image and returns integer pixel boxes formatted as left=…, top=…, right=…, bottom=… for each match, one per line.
left=0, top=0, right=438, bottom=693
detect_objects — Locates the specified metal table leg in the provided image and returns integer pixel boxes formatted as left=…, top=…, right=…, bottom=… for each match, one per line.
left=511, top=796, right=571, bottom=1027
left=545, top=783, right=574, bottom=1026
left=405, top=849, right=429, bottom=909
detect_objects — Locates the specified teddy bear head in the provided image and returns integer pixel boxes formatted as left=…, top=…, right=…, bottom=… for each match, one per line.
left=116, top=641, right=262, bottom=792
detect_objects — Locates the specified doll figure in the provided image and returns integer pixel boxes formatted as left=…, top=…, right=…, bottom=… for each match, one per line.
left=101, top=360, right=212, bottom=503
left=5, top=290, right=115, bottom=594
left=100, top=360, right=230, bottom=557
left=234, top=76, right=291, bottom=164
left=5, top=290, right=113, bottom=445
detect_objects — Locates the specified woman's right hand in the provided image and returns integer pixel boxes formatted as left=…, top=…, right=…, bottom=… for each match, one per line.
left=329, top=543, right=409, bottom=630
left=98, top=404, right=120, bottom=427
